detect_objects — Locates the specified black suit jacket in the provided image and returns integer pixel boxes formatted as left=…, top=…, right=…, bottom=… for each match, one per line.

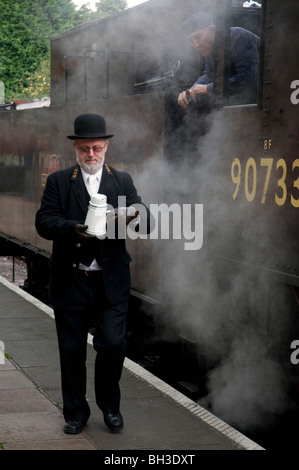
left=35, top=163, right=151, bottom=309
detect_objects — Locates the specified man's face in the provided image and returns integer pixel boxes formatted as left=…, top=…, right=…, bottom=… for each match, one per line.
left=187, top=25, right=216, bottom=57
left=74, top=138, right=109, bottom=174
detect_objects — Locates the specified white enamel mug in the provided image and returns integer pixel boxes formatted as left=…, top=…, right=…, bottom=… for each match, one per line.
left=85, top=194, right=108, bottom=239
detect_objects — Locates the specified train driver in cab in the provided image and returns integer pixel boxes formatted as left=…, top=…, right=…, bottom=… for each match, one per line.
left=177, top=12, right=260, bottom=108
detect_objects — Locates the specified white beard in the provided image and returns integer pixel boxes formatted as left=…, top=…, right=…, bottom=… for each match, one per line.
left=76, top=151, right=105, bottom=175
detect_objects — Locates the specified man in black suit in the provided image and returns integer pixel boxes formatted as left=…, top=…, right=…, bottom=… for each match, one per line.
left=35, top=113, right=152, bottom=435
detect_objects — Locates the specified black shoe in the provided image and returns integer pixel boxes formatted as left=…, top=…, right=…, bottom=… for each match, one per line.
left=103, top=412, right=124, bottom=432
left=63, top=420, right=86, bottom=434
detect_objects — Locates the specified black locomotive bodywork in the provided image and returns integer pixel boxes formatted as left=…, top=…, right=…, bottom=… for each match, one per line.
left=1, top=0, right=299, bottom=433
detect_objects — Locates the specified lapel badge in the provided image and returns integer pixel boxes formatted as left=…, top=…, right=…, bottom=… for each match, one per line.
left=105, top=163, right=110, bottom=173
left=72, top=167, right=78, bottom=179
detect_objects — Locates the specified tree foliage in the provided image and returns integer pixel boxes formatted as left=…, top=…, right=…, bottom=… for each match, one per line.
left=0, top=0, right=127, bottom=100
left=97, top=0, right=128, bottom=17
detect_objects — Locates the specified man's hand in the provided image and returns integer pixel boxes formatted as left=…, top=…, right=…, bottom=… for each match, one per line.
left=178, top=90, right=191, bottom=109
left=189, top=84, right=208, bottom=101
left=75, top=223, right=96, bottom=239
left=107, top=208, right=139, bottom=226
left=178, top=85, right=208, bottom=109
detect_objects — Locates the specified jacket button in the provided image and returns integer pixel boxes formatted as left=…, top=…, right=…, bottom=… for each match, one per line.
left=76, top=243, right=81, bottom=248
left=72, top=263, right=77, bottom=268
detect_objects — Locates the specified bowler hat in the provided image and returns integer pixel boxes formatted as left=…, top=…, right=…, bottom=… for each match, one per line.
left=181, top=12, right=214, bottom=37
left=67, top=113, right=114, bottom=140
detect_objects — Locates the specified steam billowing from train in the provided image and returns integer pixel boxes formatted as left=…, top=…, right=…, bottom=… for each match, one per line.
left=131, top=103, right=292, bottom=432
left=120, top=0, right=297, bottom=426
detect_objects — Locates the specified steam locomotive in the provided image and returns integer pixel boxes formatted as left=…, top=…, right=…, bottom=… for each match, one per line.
left=1, top=0, right=299, bottom=436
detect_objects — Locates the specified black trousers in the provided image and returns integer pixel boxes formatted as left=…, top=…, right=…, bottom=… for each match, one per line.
left=54, top=270, right=128, bottom=423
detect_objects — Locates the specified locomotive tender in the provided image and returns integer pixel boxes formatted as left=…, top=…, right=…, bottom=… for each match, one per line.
left=1, top=0, right=299, bottom=432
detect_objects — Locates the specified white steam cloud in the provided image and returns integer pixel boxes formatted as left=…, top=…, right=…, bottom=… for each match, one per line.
left=130, top=104, right=293, bottom=434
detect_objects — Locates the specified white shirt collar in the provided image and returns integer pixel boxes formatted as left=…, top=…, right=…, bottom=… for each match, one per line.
left=80, top=166, right=103, bottom=186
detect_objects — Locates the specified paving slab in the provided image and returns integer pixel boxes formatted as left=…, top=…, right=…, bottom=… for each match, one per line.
left=0, top=360, right=97, bottom=450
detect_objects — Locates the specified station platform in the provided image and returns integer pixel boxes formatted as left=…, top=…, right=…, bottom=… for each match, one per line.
left=0, top=275, right=263, bottom=452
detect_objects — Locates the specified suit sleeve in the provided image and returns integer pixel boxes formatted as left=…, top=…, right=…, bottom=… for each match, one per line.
left=35, top=173, right=78, bottom=241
